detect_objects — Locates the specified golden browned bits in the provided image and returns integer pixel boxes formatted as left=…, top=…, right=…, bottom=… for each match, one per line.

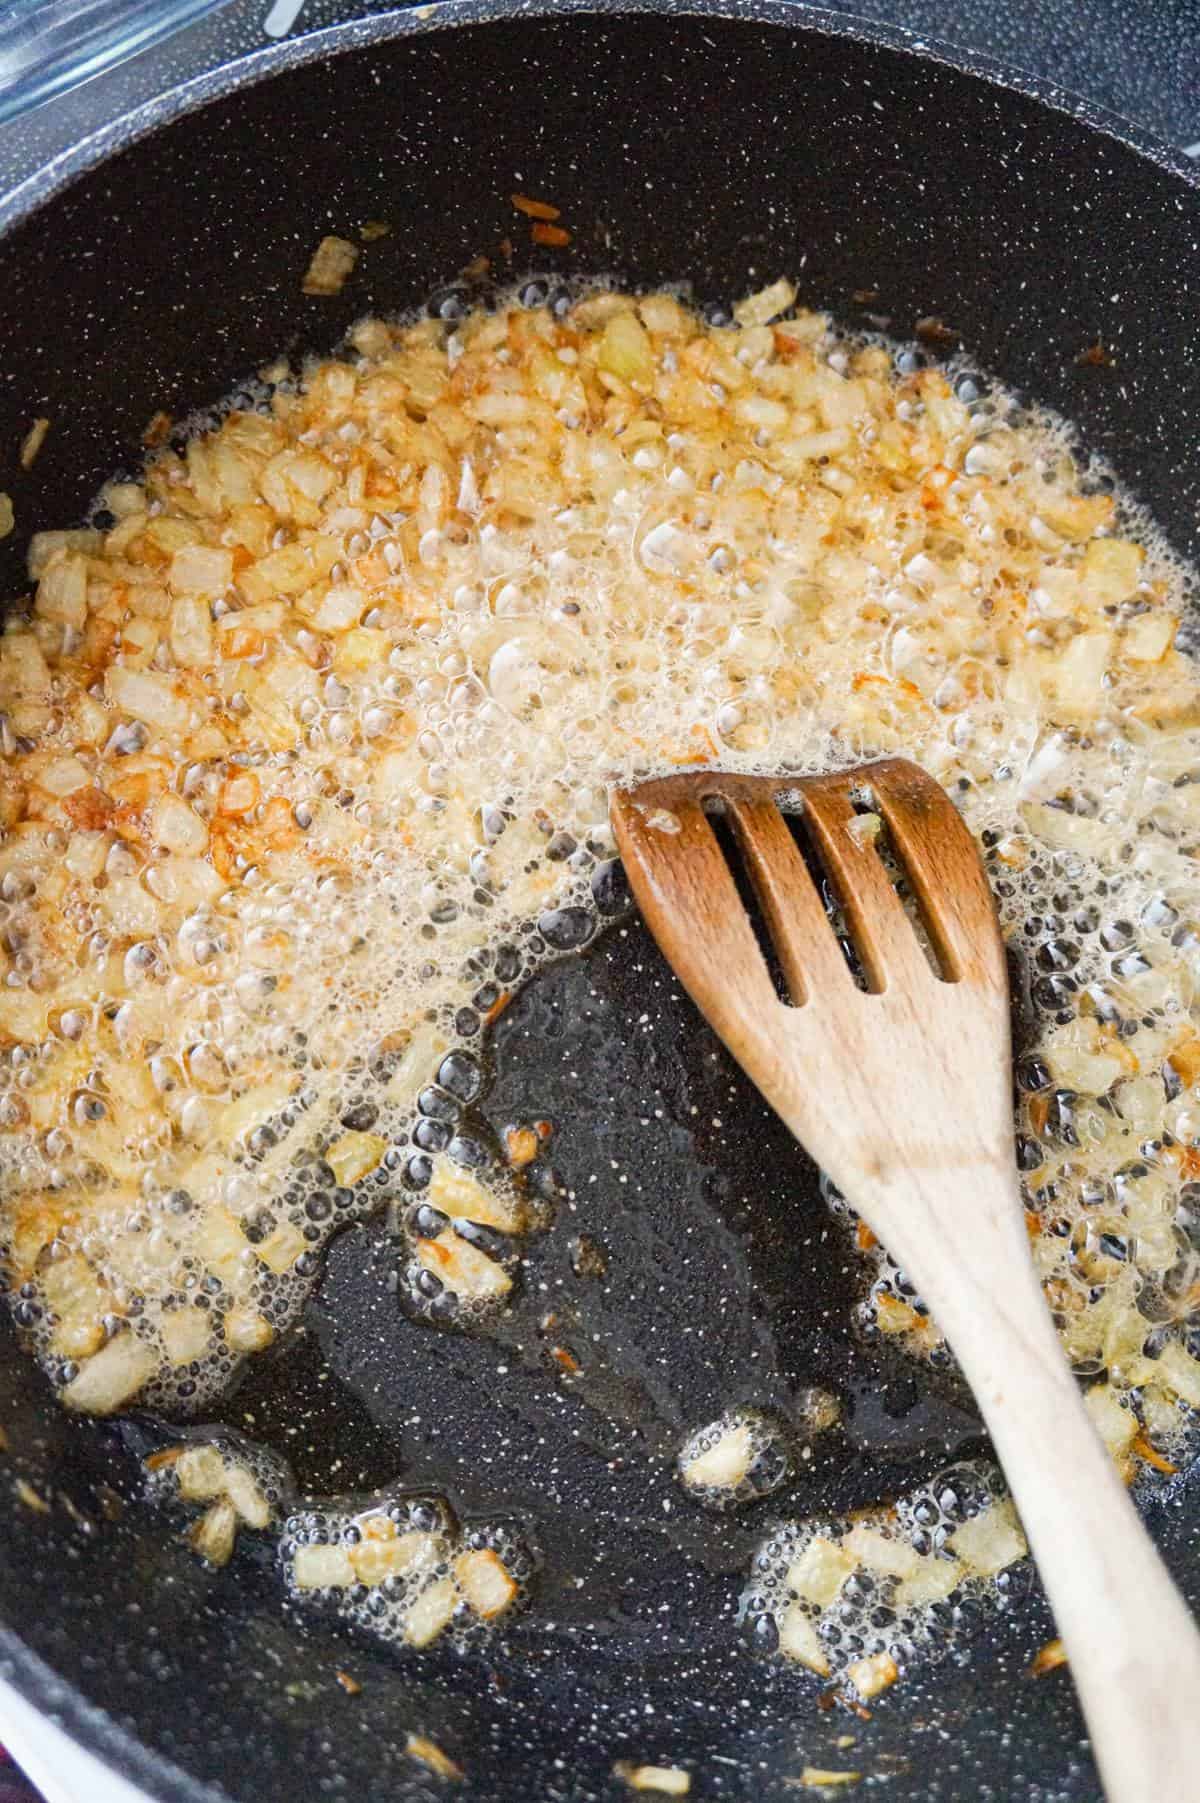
left=510, top=194, right=561, bottom=221
left=1029, top=1637, right=1068, bottom=1677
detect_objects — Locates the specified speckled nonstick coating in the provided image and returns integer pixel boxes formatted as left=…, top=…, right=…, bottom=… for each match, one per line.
left=0, top=5, right=1198, bottom=1799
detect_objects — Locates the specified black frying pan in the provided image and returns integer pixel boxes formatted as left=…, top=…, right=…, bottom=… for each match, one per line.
left=0, top=5, right=1198, bottom=1798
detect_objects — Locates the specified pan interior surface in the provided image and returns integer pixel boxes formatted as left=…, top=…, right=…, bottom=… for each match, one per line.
left=0, top=6, right=1198, bottom=1800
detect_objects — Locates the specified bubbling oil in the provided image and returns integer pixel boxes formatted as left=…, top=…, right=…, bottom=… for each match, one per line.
left=741, top=1459, right=1031, bottom=1689
left=280, top=1491, right=535, bottom=1650
left=2, top=277, right=1200, bottom=1675
left=142, top=1425, right=532, bottom=1650
left=676, top=1408, right=792, bottom=1509
left=144, top=1425, right=291, bottom=1546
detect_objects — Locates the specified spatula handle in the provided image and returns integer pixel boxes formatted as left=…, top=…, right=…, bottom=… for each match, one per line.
left=898, top=1173, right=1200, bottom=1803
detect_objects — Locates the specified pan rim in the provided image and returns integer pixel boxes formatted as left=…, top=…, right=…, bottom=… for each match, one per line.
left=0, top=1, right=1197, bottom=1797
left=0, top=0, right=1197, bottom=235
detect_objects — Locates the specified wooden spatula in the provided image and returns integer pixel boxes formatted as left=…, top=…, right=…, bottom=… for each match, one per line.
left=611, top=756, right=1200, bottom=1803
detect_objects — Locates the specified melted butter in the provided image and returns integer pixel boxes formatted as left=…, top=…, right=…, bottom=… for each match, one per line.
left=0, top=286, right=1197, bottom=1513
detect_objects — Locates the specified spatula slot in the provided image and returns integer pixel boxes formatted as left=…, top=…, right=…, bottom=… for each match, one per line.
left=612, top=761, right=991, bottom=1016
left=704, top=791, right=866, bottom=1006
left=780, top=806, right=872, bottom=992
left=703, top=805, right=796, bottom=1006
left=794, top=774, right=963, bottom=994
left=846, top=790, right=950, bottom=984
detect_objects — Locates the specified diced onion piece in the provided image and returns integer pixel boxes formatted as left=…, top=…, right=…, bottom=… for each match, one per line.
left=842, top=1524, right=919, bottom=1579
left=293, top=1543, right=356, bottom=1589
left=61, top=1332, right=155, bottom=1414
left=102, top=481, right=145, bottom=519
left=430, top=1158, right=523, bottom=1232
left=777, top=1601, right=831, bottom=1675
left=1115, top=1074, right=1164, bottom=1134
left=455, top=1547, right=518, bottom=1619
left=105, top=665, right=191, bottom=735
left=405, top=1736, right=464, bottom=1781
left=1081, top=536, right=1142, bottom=605
left=224, top=1304, right=275, bottom=1354
left=40, top=1254, right=109, bottom=1359
left=734, top=278, right=797, bottom=328
left=893, top=1554, right=962, bottom=1610
left=403, top=1575, right=459, bottom=1648
left=34, top=753, right=89, bottom=795
left=637, top=293, right=692, bottom=336
left=218, top=602, right=285, bottom=650
left=0, top=630, right=50, bottom=692
left=613, top=1764, right=691, bottom=1796
left=847, top=1651, right=898, bottom=1699
left=175, top=1443, right=229, bottom=1501
left=1037, top=492, right=1113, bottom=542
left=597, top=312, right=655, bottom=388
left=1147, top=1341, right=1200, bottom=1408
left=1084, top=1380, right=1139, bottom=1459
left=1041, top=1018, right=1127, bottom=1095
left=189, top=1498, right=238, bottom=1567
left=0, top=493, right=12, bottom=539
left=417, top=1231, right=511, bottom=1300
left=351, top=1529, right=437, bottom=1587
left=947, top=1499, right=1027, bottom=1576
left=302, top=584, right=364, bottom=632
left=786, top=1536, right=856, bottom=1608
left=333, top=626, right=390, bottom=675
left=224, top=1463, right=271, bottom=1529
left=0, top=989, right=48, bottom=1043
left=874, top=1293, right=929, bottom=1336
left=1124, top=613, right=1174, bottom=664
left=218, top=1076, right=296, bottom=1151
left=240, top=541, right=323, bottom=601
left=734, top=392, right=790, bottom=435
left=1030, top=567, right=1079, bottom=619
left=261, top=450, right=337, bottom=522
left=152, top=794, right=209, bottom=856
left=383, top=1023, right=451, bottom=1104
left=679, top=1422, right=753, bottom=1491
left=326, top=1130, right=387, bottom=1187
left=27, top=527, right=102, bottom=576
left=302, top=236, right=359, bottom=297
left=52, top=1314, right=106, bottom=1361
left=194, top=1206, right=254, bottom=1291
left=847, top=811, right=882, bottom=846
left=798, top=1768, right=861, bottom=1789
left=169, top=544, right=232, bottom=595
left=1043, top=629, right=1114, bottom=722
left=1020, top=800, right=1114, bottom=862
left=258, top=1219, right=307, bottom=1275
left=35, top=553, right=88, bottom=627
left=19, top=418, right=50, bottom=469
left=161, top=1307, right=214, bottom=1368
left=169, top=594, right=215, bottom=667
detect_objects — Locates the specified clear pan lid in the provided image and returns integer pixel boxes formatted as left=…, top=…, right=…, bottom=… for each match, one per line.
left=0, top=0, right=233, bottom=124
